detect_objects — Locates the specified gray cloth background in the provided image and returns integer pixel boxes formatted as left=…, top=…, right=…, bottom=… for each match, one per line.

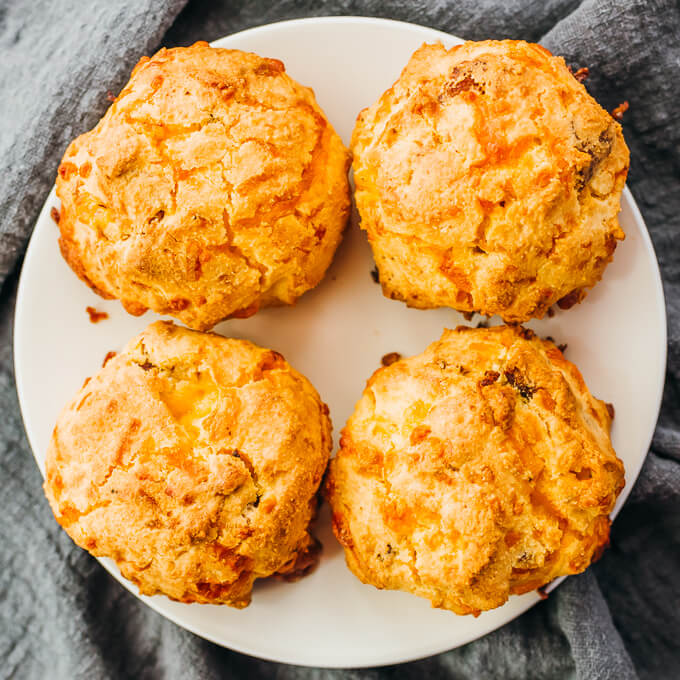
left=1, top=0, right=679, bottom=678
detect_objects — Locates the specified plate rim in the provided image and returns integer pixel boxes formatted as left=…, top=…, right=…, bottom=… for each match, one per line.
left=13, top=15, right=668, bottom=668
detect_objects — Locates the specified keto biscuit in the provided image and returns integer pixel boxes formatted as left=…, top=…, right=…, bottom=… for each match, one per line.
left=327, top=325, right=624, bottom=614
left=57, top=43, right=351, bottom=330
left=351, top=41, right=629, bottom=321
left=44, top=321, right=332, bottom=607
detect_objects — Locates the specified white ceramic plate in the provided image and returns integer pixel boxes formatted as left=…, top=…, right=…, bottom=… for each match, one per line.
left=15, top=16, right=666, bottom=669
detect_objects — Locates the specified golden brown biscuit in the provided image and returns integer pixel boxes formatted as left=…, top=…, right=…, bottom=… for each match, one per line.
left=351, top=41, right=629, bottom=321
left=44, top=321, right=332, bottom=607
left=57, top=42, right=351, bottom=330
left=326, top=325, right=624, bottom=615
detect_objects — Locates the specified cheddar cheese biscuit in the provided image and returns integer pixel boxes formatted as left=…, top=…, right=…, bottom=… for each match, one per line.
left=57, top=43, right=350, bottom=329
left=351, top=41, right=629, bottom=321
left=327, top=325, right=624, bottom=614
left=44, top=321, right=332, bottom=606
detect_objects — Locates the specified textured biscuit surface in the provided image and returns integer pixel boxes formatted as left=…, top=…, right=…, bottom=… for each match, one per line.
left=56, top=43, right=351, bottom=330
left=44, top=321, right=332, bottom=607
left=351, top=41, right=629, bottom=321
left=327, top=325, right=624, bottom=614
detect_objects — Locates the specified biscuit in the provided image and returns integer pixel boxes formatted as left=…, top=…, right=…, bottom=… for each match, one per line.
left=56, top=43, right=351, bottom=330
left=44, top=321, right=332, bottom=607
left=326, top=325, right=624, bottom=615
left=351, top=41, right=629, bottom=321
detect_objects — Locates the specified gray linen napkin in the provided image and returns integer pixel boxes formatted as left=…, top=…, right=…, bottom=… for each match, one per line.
left=1, top=1, right=678, bottom=678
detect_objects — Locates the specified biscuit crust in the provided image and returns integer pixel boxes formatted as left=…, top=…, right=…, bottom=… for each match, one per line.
left=56, top=43, right=351, bottom=330
left=351, top=41, right=629, bottom=321
left=44, top=321, right=332, bottom=607
left=327, top=325, right=624, bottom=615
